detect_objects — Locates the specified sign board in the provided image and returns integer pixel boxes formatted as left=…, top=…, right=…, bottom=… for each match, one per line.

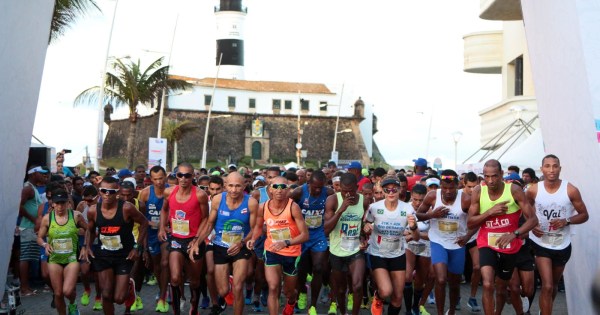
left=433, top=157, right=442, bottom=170
left=148, top=138, right=167, bottom=169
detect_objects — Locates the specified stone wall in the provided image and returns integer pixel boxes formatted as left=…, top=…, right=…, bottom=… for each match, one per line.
left=103, top=109, right=378, bottom=165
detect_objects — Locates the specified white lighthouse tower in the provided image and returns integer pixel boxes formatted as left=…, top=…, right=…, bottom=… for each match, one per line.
left=214, top=0, right=246, bottom=80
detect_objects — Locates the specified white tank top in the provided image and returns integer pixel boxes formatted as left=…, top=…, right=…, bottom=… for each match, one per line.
left=529, top=180, right=574, bottom=250
left=428, top=190, right=467, bottom=250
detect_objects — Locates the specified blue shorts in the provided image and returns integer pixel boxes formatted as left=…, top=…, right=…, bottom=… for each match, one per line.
left=254, top=235, right=266, bottom=260
left=148, top=236, right=164, bottom=256
left=430, top=242, right=465, bottom=275
left=264, top=251, right=300, bottom=276
left=301, top=232, right=328, bottom=254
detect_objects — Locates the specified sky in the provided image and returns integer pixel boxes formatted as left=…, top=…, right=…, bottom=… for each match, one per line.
left=34, top=0, right=502, bottom=168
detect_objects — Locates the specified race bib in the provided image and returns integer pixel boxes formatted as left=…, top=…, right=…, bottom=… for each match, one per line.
left=408, top=242, right=426, bottom=255
left=222, top=230, right=243, bottom=247
left=99, top=235, right=123, bottom=251
left=487, top=232, right=510, bottom=249
left=379, top=237, right=402, bottom=252
left=270, top=227, right=291, bottom=242
left=52, top=238, right=74, bottom=254
left=341, top=235, right=360, bottom=252
left=542, top=232, right=564, bottom=246
left=150, top=216, right=160, bottom=229
left=172, top=219, right=190, bottom=236
left=305, top=215, right=323, bottom=229
left=438, top=220, right=458, bottom=234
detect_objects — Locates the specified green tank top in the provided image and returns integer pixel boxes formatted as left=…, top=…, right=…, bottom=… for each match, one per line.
left=20, top=182, right=42, bottom=229
left=329, top=193, right=364, bottom=257
left=48, top=210, right=79, bottom=264
left=480, top=184, right=520, bottom=214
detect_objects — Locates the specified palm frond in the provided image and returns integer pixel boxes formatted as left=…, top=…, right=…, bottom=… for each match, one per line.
left=50, top=0, right=101, bottom=43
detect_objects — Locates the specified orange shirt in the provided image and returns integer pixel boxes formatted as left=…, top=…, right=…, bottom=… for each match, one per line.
left=263, top=199, right=301, bottom=257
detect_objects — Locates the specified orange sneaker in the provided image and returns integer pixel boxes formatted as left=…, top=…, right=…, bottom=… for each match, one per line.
left=125, top=278, right=136, bottom=309
left=282, top=302, right=296, bottom=315
left=371, top=294, right=384, bottom=315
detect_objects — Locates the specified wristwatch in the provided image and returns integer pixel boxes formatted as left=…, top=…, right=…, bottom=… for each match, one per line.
left=284, top=240, right=291, bottom=247
left=565, top=217, right=571, bottom=225
left=514, top=230, right=520, bottom=238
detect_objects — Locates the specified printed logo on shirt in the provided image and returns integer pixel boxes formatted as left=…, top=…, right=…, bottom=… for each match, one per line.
left=175, top=210, right=186, bottom=220
left=377, top=209, right=384, bottom=215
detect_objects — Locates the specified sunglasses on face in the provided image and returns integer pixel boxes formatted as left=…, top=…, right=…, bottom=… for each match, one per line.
left=383, top=187, right=399, bottom=194
left=271, top=183, right=288, bottom=190
left=199, top=185, right=208, bottom=190
left=440, top=175, right=457, bottom=181
left=176, top=172, right=193, bottom=179
left=99, top=188, right=119, bottom=195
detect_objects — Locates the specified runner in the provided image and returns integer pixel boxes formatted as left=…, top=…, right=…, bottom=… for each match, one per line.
left=85, top=176, right=149, bottom=315
left=462, top=171, right=482, bottom=312
left=324, top=173, right=370, bottom=315
left=416, top=170, right=473, bottom=315
left=467, top=159, right=538, bottom=315
left=158, top=162, right=209, bottom=315
left=364, top=176, right=420, bottom=315
left=37, top=189, right=88, bottom=315
left=247, top=176, right=309, bottom=315
left=193, top=172, right=257, bottom=315
left=290, top=170, right=334, bottom=315
left=526, top=154, right=589, bottom=315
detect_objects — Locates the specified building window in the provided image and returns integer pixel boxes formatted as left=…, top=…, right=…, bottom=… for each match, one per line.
left=320, top=101, right=327, bottom=111
left=204, top=95, right=212, bottom=106
left=272, top=99, right=281, bottom=110
left=301, top=99, right=309, bottom=111
left=514, top=55, right=523, bottom=96
left=284, top=100, right=292, bottom=110
left=249, top=98, right=256, bottom=109
left=228, top=96, right=236, bottom=108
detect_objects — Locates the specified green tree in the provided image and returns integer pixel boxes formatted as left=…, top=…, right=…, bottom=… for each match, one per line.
left=162, top=119, right=199, bottom=170
left=75, top=57, right=192, bottom=168
left=50, top=0, right=100, bottom=43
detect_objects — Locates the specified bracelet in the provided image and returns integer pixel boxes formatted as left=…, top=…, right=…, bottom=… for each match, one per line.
left=410, top=225, right=418, bottom=231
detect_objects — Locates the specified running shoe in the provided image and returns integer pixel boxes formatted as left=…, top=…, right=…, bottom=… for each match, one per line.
left=306, top=273, right=313, bottom=283
left=319, top=286, right=331, bottom=304
left=521, top=295, right=530, bottom=313
left=210, top=304, right=224, bottom=315
left=147, top=275, right=157, bottom=286
left=419, top=305, right=431, bottom=315
left=467, top=297, right=481, bottom=312
left=308, top=305, right=317, bottom=315
left=80, top=290, right=90, bottom=306
left=328, top=302, right=337, bottom=315
left=92, top=297, right=102, bottom=311
left=297, top=292, right=307, bottom=310
left=155, top=299, right=169, bottom=313
left=68, top=303, right=80, bottom=315
left=125, top=279, right=136, bottom=309
left=201, top=296, right=210, bottom=309
left=361, top=296, right=369, bottom=309
left=455, top=297, right=461, bottom=310
left=260, top=290, right=268, bottom=307
left=427, top=292, right=435, bottom=305
left=282, top=302, right=295, bottom=315
left=347, top=293, right=353, bottom=311
left=371, top=295, right=384, bottom=315
left=252, top=300, right=262, bottom=312
left=134, top=296, right=143, bottom=311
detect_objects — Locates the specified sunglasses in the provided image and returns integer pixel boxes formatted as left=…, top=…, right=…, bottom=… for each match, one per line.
left=270, top=183, right=288, bottom=190
left=176, top=172, right=193, bottom=179
left=199, top=185, right=208, bottom=190
left=383, top=187, right=399, bottom=194
left=440, top=175, right=457, bottom=181
left=84, top=197, right=97, bottom=203
left=99, top=188, right=119, bottom=195
left=54, top=201, right=67, bottom=205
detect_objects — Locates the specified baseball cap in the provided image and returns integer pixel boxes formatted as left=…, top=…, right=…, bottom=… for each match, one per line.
left=426, top=178, right=440, bottom=187
left=413, top=158, right=428, bottom=167
left=361, top=168, right=369, bottom=176
left=122, top=177, right=136, bottom=189
left=504, top=173, right=521, bottom=181
left=346, top=161, right=362, bottom=170
left=211, top=170, right=221, bottom=176
left=380, top=177, right=401, bottom=187
left=255, top=175, right=266, bottom=182
left=27, top=166, right=48, bottom=174
left=228, top=164, right=237, bottom=170
left=52, top=192, right=69, bottom=203
left=118, top=168, right=132, bottom=178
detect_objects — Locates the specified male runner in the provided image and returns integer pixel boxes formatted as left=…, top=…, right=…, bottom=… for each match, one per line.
left=462, top=172, right=482, bottom=312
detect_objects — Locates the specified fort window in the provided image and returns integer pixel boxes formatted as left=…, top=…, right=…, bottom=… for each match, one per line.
left=272, top=99, right=281, bottom=110
left=249, top=98, right=256, bottom=108
left=301, top=99, right=309, bottom=111
left=284, top=100, right=292, bottom=110
left=204, top=95, right=212, bottom=106
left=228, top=96, right=236, bottom=108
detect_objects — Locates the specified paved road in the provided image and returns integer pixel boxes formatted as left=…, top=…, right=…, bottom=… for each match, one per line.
left=15, top=280, right=568, bottom=314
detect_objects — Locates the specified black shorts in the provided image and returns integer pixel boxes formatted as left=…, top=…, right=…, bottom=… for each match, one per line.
left=213, top=244, right=252, bottom=264
left=367, top=253, right=406, bottom=272
left=515, top=240, right=535, bottom=271
left=205, top=243, right=214, bottom=252
left=466, top=240, right=477, bottom=251
left=168, top=236, right=205, bottom=260
left=329, top=251, right=364, bottom=273
left=92, top=256, right=133, bottom=275
left=479, top=247, right=517, bottom=281
left=531, top=241, right=572, bottom=267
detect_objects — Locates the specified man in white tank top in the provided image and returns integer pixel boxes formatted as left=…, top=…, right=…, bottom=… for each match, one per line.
left=525, top=154, right=589, bottom=315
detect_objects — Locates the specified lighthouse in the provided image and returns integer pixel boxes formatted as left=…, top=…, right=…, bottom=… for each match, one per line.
left=215, top=0, right=247, bottom=80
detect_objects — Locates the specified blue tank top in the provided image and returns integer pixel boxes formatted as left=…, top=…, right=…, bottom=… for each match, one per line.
left=299, top=184, right=328, bottom=234
left=146, top=185, right=164, bottom=236
left=213, top=192, right=251, bottom=248
left=258, top=187, right=270, bottom=203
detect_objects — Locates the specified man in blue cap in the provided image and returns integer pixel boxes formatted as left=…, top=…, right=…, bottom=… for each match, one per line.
left=118, top=168, right=132, bottom=183
left=346, top=161, right=371, bottom=191
left=407, top=158, right=428, bottom=191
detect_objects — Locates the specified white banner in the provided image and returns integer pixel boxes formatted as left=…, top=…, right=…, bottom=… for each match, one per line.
left=148, top=138, right=167, bottom=169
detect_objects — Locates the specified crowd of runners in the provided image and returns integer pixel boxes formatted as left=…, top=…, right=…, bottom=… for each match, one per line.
left=13, top=153, right=588, bottom=315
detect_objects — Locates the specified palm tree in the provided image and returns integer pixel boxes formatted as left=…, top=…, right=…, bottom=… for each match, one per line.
left=75, top=57, right=192, bottom=168
left=50, top=0, right=100, bottom=43
left=162, top=119, right=199, bottom=170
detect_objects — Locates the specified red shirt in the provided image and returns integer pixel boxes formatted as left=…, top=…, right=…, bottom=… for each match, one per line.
left=407, top=174, right=425, bottom=191
left=168, top=185, right=202, bottom=239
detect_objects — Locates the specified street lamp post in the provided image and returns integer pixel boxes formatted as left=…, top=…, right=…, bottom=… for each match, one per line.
left=200, top=53, right=223, bottom=169
left=297, top=91, right=302, bottom=166
left=452, top=131, right=463, bottom=169
left=157, top=14, right=179, bottom=139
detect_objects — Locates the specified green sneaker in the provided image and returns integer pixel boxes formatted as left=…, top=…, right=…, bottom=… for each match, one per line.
left=419, top=305, right=431, bottom=315
left=155, top=300, right=169, bottom=313
left=347, top=293, right=353, bottom=311
left=147, top=275, right=157, bottom=286
left=134, top=296, right=143, bottom=311
left=68, top=303, right=80, bottom=315
left=92, top=298, right=102, bottom=311
left=308, top=305, right=317, bottom=315
left=80, top=290, right=90, bottom=306
left=306, top=273, right=313, bottom=283
left=328, top=302, right=337, bottom=315
left=297, top=292, right=307, bottom=310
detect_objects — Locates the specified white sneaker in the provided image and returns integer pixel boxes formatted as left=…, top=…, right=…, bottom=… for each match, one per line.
left=521, top=295, right=529, bottom=313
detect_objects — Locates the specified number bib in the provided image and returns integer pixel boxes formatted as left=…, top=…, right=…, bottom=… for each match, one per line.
left=270, top=227, right=291, bottom=242
left=52, top=238, right=74, bottom=254
left=379, top=237, right=402, bottom=252
left=172, top=219, right=190, bottom=236
left=341, top=235, right=360, bottom=252
left=408, top=242, right=426, bottom=255
left=150, top=216, right=160, bottom=229
left=542, top=232, right=564, bottom=246
left=487, top=232, right=510, bottom=249
left=305, top=215, right=323, bottom=229
left=99, top=235, right=123, bottom=251
left=222, top=231, right=243, bottom=247
left=438, top=220, right=458, bottom=234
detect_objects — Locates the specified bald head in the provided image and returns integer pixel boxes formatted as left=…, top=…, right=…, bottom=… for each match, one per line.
left=484, top=159, right=502, bottom=172
left=226, top=171, right=244, bottom=184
